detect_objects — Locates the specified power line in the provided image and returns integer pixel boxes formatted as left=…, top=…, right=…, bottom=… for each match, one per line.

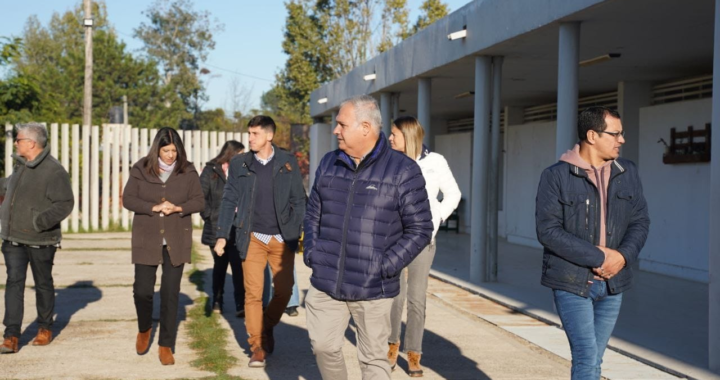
left=204, top=63, right=274, bottom=82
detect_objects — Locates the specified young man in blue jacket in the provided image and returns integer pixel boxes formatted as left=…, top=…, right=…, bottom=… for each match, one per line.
left=536, top=106, right=650, bottom=380
left=303, top=95, right=433, bottom=380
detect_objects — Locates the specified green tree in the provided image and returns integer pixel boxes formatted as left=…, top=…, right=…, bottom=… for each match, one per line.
left=9, top=2, right=171, bottom=128
left=378, top=0, right=410, bottom=53
left=134, top=0, right=224, bottom=128
left=0, top=36, right=40, bottom=122
left=413, top=0, right=449, bottom=33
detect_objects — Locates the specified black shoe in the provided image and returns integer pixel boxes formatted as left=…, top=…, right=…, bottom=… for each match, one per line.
left=236, top=308, right=245, bottom=318
left=285, top=306, right=299, bottom=317
left=212, top=302, right=222, bottom=314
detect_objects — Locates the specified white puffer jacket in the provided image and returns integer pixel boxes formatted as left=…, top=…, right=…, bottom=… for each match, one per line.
left=417, top=148, right=461, bottom=241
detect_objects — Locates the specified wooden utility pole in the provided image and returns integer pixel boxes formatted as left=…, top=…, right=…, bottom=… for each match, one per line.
left=122, top=95, right=128, bottom=125
left=82, top=0, right=93, bottom=128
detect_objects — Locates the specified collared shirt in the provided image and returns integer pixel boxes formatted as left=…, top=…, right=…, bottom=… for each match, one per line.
left=252, top=146, right=283, bottom=245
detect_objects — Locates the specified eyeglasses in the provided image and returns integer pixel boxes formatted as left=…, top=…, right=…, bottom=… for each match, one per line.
left=598, top=130, right=625, bottom=140
left=14, top=138, right=33, bottom=144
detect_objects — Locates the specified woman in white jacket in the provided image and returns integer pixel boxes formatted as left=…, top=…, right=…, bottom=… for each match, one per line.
left=387, top=116, right=461, bottom=377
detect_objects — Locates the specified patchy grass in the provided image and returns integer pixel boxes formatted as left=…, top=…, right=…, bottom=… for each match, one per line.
left=185, top=242, right=240, bottom=377
left=77, top=262, right=94, bottom=265
left=0, top=284, right=4, bottom=290
left=61, top=247, right=131, bottom=252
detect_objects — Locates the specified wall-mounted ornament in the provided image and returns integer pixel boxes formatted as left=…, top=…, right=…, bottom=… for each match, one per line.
left=661, top=123, right=711, bottom=164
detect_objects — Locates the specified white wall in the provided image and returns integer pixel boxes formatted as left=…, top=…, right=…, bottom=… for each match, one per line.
left=638, top=98, right=711, bottom=282
left=435, top=132, right=472, bottom=231
left=504, top=121, right=557, bottom=248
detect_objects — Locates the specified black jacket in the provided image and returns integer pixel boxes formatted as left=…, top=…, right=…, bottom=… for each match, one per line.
left=0, top=147, right=74, bottom=246
left=535, top=158, right=650, bottom=296
left=200, top=162, right=226, bottom=246
left=215, top=146, right=306, bottom=259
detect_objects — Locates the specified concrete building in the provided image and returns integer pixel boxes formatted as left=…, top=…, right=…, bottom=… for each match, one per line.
left=309, top=0, right=720, bottom=377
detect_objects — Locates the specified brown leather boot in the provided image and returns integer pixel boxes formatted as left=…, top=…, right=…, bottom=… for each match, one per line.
left=387, top=342, right=400, bottom=371
left=32, top=328, right=52, bottom=346
left=159, top=346, right=175, bottom=365
left=0, top=337, right=18, bottom=354
left=136, top=328, right=151, bottom=355
left=407, top=351, right=423, bottom=377
left=248, top=347, right=266, bottom=368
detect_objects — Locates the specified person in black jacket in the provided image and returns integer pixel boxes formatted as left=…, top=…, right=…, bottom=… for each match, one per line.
left=535, top=107, right=650, bottom=380
left=303, top=95, right=433, bottom=380
left=200, top=140, right=245, bottom=317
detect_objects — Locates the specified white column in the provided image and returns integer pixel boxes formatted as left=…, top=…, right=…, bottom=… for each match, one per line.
left=91, top=126, right=100, bottom=231
left=470, top=56, right=492, bottom=283
left=210, top=131, right=218, bottom=156
left=112, top=125, right=121, bottom=225
left=617, top=81, right=652, bottom=166
left=71, top=124, right=80, bottom=232
left=309, top=123, right=332, bottom=188
left=183, top=130, right=192, bottom=158
left=418, top=78, right=432, bottom=148
left=131, top=127, right=139, bottom=165
left=241, top=132, right=249, bottom=150
left=149, top=129, right=157, bottom=146
left=218, top=131, right=227, bottom=147
left=393, top=93, right=400, bottom=120
left=5, top=124, right=13, bottom=176
left=330, top=111, right=338, bottom=151
left=140, top=128, right=149, bottom=158
left=487, top=56, right=503, bottom=283
left=381, top=93, right=392, bottom=137
left=50, top=123, right=59, bottom=158
left=556, top=22, right=581, bottom=158
left=121, top=125, right=131, bottom=229
left=201, top=130, right=209, bottom=165
left=81, top=125, right=90, bottom=231
left=61, top=123, right=70, bottom=232
left=102, top=125, right=111, bottom=230
left=709, top=0, right=720, bottom=371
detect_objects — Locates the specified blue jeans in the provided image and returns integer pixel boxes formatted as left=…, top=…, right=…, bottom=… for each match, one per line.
left=553, top=280, right=622, bottom=380
left=263, top=264, right=299, bottom=308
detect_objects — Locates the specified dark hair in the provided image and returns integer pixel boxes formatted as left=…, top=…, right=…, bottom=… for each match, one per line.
left=144, top=127, right=189, bottom=175
left=247, top=115, right=276, bottom=134
left=209, top=140, right=244, bottom=165
left=577, top=106, right=621, bottom=142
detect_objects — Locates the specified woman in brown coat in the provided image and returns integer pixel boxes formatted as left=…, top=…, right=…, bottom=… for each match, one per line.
left=123, top=127, right=204, bottom=365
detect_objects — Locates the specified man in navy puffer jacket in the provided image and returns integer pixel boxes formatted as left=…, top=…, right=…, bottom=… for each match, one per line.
left=304, top=95, right=433, bottom=380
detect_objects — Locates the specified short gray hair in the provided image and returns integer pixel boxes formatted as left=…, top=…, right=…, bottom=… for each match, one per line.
left=339, top=95, right=382, bottom=133
left=15, top=123, right=48, bottom=148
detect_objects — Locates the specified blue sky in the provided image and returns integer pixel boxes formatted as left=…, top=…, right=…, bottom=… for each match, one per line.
left=2, top=0, right=471, bottom=113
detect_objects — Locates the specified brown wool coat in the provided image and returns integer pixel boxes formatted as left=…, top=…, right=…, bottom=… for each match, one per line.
left=123, top=157, right=205, bottom=266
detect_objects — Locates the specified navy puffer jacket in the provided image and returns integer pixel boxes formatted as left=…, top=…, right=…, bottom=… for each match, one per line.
left=303, top=133, right=433, bottom=301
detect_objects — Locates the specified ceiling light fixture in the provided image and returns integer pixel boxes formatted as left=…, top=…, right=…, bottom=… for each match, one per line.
left=364, top=73, right=377, bottom=81
left=454, top=91, right=475, bottom=99
left=448, top=27, right=467, bottom=41
left=318, top=97, right=328, bottom=104
left=579, top=53, right=621, bottom=67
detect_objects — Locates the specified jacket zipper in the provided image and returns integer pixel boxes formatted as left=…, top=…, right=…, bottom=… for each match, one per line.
left=336, top=173, right=359, bottom=296
left=242, top=170, right=257, bottom=254
left=585, top=199, right=589, bottom=230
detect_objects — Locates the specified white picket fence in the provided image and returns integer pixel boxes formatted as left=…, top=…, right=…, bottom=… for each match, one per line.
left=3, top=123, right=249, bottom=232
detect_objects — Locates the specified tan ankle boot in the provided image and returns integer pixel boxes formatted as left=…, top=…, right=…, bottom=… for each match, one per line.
left=158, top=346, right=175, bottom=365
left=387, top=342, right=400, bottom=370
left=408, top=351, right=423, bottom=377
left=32, top=328, right=52, bottom=346
left=136, top=329, right=151, bottom=355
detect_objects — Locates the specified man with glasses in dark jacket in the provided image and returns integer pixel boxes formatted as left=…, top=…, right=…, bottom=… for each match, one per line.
left=303, top=95, right=433, bottom=380
left=0, top=123, right=74, bottom=354
left=535, top=106, right=650, bottom=380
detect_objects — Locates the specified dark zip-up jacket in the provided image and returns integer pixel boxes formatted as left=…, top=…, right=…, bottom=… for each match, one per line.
left=0, top=147, right=73, bottom=246
left=303, top=133, right=433, bottom=301
left=535, top=158, right=650, bottom=296
left=200, top=162, right=227, bottom=246
left=215, top=146, right=306, bottom=259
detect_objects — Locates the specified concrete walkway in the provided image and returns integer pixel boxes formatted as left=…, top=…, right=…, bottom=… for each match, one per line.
left=432, top=231, right=720, bottom=380
left=0, top=230, right=682, bottom=379
left=0, top=232, right=213, bottom=380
